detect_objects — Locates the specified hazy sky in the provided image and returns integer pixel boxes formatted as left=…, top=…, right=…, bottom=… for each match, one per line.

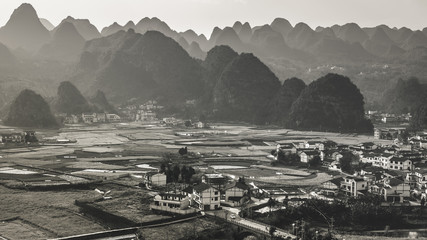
left=0, top=0, right=426, bottom=36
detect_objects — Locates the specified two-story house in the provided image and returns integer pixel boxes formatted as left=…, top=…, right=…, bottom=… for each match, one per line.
left=150, top=192, right=196, bottom=214
left=224, top=181, right=250, bottom=206
left=144, top=172, right=167, bottom=187
left=388, top=157, right=412, bottom=171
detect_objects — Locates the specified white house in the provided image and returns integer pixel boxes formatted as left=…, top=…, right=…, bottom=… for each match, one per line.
left=300, top=150, right=324, bottom=163
left=144, top=172, right=167, bottom=187
left=150, top=192, right=196, bottom=215
left=340, top=176, right=368, bottom=197
left=224, top=181, right=250, bottom=206
left=388, top=157, right=412, bottom=171
left=192, top=183, right=220, bottom=210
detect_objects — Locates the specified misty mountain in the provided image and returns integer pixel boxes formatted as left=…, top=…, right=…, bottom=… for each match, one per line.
left=363, top=28, right=396, bottom=57
left=215, top=27, right=244, bottom=52
left=72, top=29, right=204, bottom=104
left=38, top=21, right=86, bottom=61
left=213, top=53, right=281, bottom=124
left=101, top=22, right=123, bottom=36
left=123, top=21, right=136, bottom=31
left=0, top=42, right=16, bottom=66
left=381, top=77, right=427, bottom=114
left=40, top=18, right=55, bottom=31
left=0, top=3, right=50, bottom=52
left=401, top=31, right=427, bottom=50
left=187, top=41, right=206, bottom=60
left=90, top=90, right=117, bottom=114
left=238, top=22, right=253, bottom=43
left=180, top=30, right=209, bottom=51
left=270, top=18, right=293, bottom=38
left=334, top=23, right=369, bottom=44
left=287, top=73, right=373, bottom=133
left=273, top=77, right=306, bottom=124
left=286, top=22, right=321, bottom=50
left=52, top=16, right=101, bottom=40
left=4, top=89, right=59, bottom=129
left=53, top=81, right=92, bottom=115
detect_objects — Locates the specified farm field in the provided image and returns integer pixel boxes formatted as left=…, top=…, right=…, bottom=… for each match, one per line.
left=0, top=122, right=397, bottom=239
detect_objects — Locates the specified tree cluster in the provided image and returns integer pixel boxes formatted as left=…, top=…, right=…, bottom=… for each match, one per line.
left=160, top=162, right=195, bottom=183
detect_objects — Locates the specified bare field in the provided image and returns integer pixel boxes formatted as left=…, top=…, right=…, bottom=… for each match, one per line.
left=0, top=185, right=105, bottom=239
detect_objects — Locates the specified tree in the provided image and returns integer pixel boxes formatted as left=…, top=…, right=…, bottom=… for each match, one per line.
left=172, top=165, right=181, bottom=182
left=160, top=162, right=167, bottom=173
left=181, top=165, right=189, bottom=183
left=269, top=226, right=276, bottom=239
left=339, top=151, right=355, bottom=174
left=309, top=156, right=322, bottom=167
left=179, top=147, right=188, bottom=155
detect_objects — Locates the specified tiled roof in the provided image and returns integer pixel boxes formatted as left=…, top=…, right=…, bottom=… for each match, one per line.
left=193, top=183, right=213, bottom=192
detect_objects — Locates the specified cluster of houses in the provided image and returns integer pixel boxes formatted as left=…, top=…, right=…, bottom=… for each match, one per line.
left=366, top=111, right=412, bottom=125
left=62, top=113, right=121, bottom=124
left=118, top=100, right=164, bottom=122
left=275, top=141, right=325, bottom=163
left=1, top=131, right=37, bottom=144
left=145, top=171, right=252, bottom=214
left=319, top=133, right=427, bottom=204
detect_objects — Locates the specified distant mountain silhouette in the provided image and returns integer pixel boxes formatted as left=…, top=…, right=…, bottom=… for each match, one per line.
left=4, top=89, right=59, bottom=128
left=0, top=42, right=16, bottom=66
left=270, top=18, right=293, bottom=38
left=381, top=77, right=427, bottom=114
left=215, top=27, right=244, bottom=52
left=123, top=21, right=136, bottom=31
left=101, top=22, right=123, bottom=36
left=54, top=81, right=92, bottom=114
left=363, top=28, right=396, bottom=56
left=286, top=22, right=321, bottom=49
left=238, top=22, right=252, bottom=43
left=187, top=41, right=206, bottom=60
left=0, top=3, right=50, bottom=52
left=39, top=21, right=85, bottom=61
left=334, top=23, right=369, bottom=44
left=52, top=16, right=101, bottom=40
left=40, top=18, right=55, bottom=31
left=287, top=73, right=373, bottom=133
left=401, top=30, right=427, bottom=50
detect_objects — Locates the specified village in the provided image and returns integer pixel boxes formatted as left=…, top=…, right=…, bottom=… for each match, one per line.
left=1, top=112, right=427, bottom=239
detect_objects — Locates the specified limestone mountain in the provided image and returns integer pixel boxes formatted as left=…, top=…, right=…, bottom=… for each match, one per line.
left=52, top=16, right=101, bottom=40
left=215, top=27, right=244, bottom=52
left=0, top=42, right=16, bottom=66
left=135, top=17, right=178, bottom=39
left=381, top=77, right=427, bottom=114
left=72, top=30, right=204, bottom=104
left=363, top=28, right=396, bottom=56
left=286, top=22, right=321, bottom=50
left=4, top=89, right=59, bottom=129
left=273, top=77, right=306, bottom=124
left=334, top=23, right=369, bottom=44
left=180, top=30, right=209, bottom=51
left=90, top=90, right=117, bottom=114
left=187, top=41, right=206, bottom=60
left=238, top=22, right=253, bottom=43
left=123, top=21, right=136, bottom=31
left=40, top=18, right=55, bottom=31
left=251, top=25, right=291, bottom=57
left=287, top=73, right=373, bottom=133
left=213, top=53, right=281, bottom=124
left=38, top=22, right=86, bottom=61
left=0, top=3, right=50, bottom=52
left=54, top=81, right=92, bottom=114
left=401, top=31, right=427, bottom=50
left=101, top=22, right=123, bottom=36
left=270, top=18, right=293, bottom=38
